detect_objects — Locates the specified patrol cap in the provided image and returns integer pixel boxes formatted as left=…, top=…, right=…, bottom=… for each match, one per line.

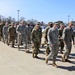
left=48, top=22, right=53, bottom=27
left=60, top=23, right=64, bottom=25
left=11, top=22, right=15, bottom=25
left=48, top=22, right=53, bottom=24
left=20, top=20, right=25, bottom=24
left=54, top=22, right=59, bottom=25
left=36, top=22, right=40, bottom=25
left=35, top=23, right=40, bottom=27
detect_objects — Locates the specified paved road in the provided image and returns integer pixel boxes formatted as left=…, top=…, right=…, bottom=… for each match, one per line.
left=0, top=41, right=75, bottom=75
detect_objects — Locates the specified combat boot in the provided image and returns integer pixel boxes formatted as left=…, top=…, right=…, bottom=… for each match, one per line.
left=61, top=54, right=65, bottom=62
left=60, top=51, right=63, bottom=54
left=35, top=54, right=38, bottom=58
left=32, top=52, right=35, bottom=58
left=18, top=44, right=20, bottom=50
left=65, top=59, right=71, bottom=63
left=45, top=52, right=48, bottom=56
left=52, top=57, right=58, bottom=67
left=52, top=63, right=58, bottom=68
left=12, top=44, right=14, bottom=48
left=45, top=58, right=48, bottom=64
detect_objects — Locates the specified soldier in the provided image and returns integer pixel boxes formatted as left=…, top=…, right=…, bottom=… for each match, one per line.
left=58, top=23, right=64, bottom=54
left=0, top=21, right=5, bottom=41
left=36, top=22, right=42, bottom=51
left=45, top=23, right=59, bottom=67
left=8, top=22, right=16, bottom=47
left=14, top=22, right=19, bottom=43
left=31, top=24, right=42, bottom=58
left=26, top=23, right=32, bottom=42
left=44, top=22, right=53, bottom=55
left=2, top=22, right=9, bottom=44
left=62, top=22, right=75, bottom=62
left=72, top=25, right=75, bottom=45
left=26, top=23, right=32, bottom=52
left=16, top=20, right=27, bottom=50
left=32, top=22, right=42, bottom=52
left=0, top=24, right=2, bottom=41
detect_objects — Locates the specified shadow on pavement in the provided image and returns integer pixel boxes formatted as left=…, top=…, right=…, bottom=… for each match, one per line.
left=69, top=56, right=75, bottom=59
left=36, top=57, right=45, bottom=60
left=67, top=61, right=75, bottom=65
left=70, top=53, right=75, bottom=57
left=58, top=66, right=75, bottom=71
left=39, top=50, right=45, bottom=54
left=57, top=55, right=62, bottom=58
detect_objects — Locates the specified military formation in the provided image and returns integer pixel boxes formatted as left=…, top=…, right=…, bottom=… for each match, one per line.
left=0, top=20, right=75, bottom=68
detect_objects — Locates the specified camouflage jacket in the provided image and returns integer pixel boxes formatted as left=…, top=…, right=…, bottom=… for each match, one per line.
left=8, top=26, right=16, bottom=36
left=47, top=28, right=59, bottom=45
left=62, top=26, right=74, bottom=43
left=44, top=26, right=50, bottom=41
left=31, top=28, right=41, bottom=43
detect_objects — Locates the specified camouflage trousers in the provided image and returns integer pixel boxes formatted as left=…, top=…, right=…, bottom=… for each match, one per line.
left=17, top=34, right=27, bottom=48
left=27, top=36, right=31, bottom=44
left=64, top=42, right=72, bottom=59
left=45, top=44, right=50, bottom=55
left=8, top=36, right=15, bottom=46
left=47, top=44, right=59, bottom=63
left=0, top=34, right=3, bottom=41
left=0, top=35, right=1, bottom=41
left=3, top=35, right=8, bottom=43
left=32, top=42, right=40, bottom=55
left=59, top=39, right=64, bottom=50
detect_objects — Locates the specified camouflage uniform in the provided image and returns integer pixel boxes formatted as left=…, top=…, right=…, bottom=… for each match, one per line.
left=31, top=27, right=41, bottom=57
left=0, top=25, right=2, bottom=41
left=0, top=23, right=5, bottom=41
left=16, top=24, right=27, bottom=49
left=58, top=27, right=64, bottom=53
left=3, top=25, right=9, bottom=44
left=26, top=25, right=32, bottom=44
left=8, top=26, right=16, bottom=47
left=39, top=27, right=42, bottom=40
left=38, top=26, right=42, bottom=49
left=44, top=22, right=53, bottom=55
left=44, top=26, right=51, bottom=55
left=62, top=26, right=74, bottom=61
left=33, top=26, right=42, bottom=48
left=46, top=23, right=59, bottom=66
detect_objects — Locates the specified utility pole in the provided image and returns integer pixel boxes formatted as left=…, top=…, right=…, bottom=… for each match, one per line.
left=72, top=19, right=73, bottom=21
left=68, top=15, right=70, bottom=23
left=17, top=10, right=20, bottom=22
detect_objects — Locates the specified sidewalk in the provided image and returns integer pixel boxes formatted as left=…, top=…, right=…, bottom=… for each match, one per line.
left=0, top=42, right=75, bottom=75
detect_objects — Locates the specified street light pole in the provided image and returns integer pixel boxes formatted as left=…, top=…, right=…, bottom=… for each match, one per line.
left=17, top=10, right=20, bottom=22
left=68, top=15, right=70, bottom=23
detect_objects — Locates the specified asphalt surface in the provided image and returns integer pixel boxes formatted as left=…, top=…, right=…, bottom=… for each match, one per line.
left=0, top=41, right=75, bottom=75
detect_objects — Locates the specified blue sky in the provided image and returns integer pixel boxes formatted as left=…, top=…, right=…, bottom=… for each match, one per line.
left=0, top=0, right=75, bottom=23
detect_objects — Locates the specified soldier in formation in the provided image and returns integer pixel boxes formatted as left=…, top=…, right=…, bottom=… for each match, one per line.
left=45, top=23, right=59, bottom=67
left=3, top=22, right=9, bottom=44
left=0, top=21, right=5, bottom=41
left=26, top=23, right=32, bottom=52
left=58, top=23, right=64, bottom=54
left=0, top=20, right=75, bottom=68
left=31, top=24, right=42, bottom=58
left=62, top=22, right=75, bottom=62
left=16, top=20, right=27, bottom=50
left=44, top=22, right=53, bottom=56
left=8, top=22, right=16, bottom=47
